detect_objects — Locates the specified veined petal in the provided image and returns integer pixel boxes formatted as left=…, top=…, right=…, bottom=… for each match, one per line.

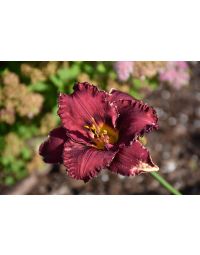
left=109, top=140, right=159, bottom=176
left=39, top=126, right=68, bottom=164
left=63, top=140, right=116, bottom=182
left=116, top=100, right=158, bottom=146
left=58, top=82, right=118, bottom=145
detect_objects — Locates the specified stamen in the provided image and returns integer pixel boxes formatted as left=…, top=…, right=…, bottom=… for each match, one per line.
left=91, top=117, right=100, bottom=131
left=102, top=129, right=107, bottom=135
left=84, top=121, right=119, bottom=150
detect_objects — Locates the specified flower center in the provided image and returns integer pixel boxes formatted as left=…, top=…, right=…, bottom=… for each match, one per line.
left=84, top=120, right=119, bottom=150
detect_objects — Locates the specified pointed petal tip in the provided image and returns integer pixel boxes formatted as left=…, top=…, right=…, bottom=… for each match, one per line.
left=109, top=140, right=159, bottom=177
left=134, top=161, right=159, bottom=174
left=58, top=92, right=65, bottom=98
left=109, top=88, right=117, bottom=94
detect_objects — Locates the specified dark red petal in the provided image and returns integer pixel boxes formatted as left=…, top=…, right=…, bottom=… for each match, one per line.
left=109, top=89, right=136, bottom=102
left=39, top=127, right=68, bottom=164
left=116, top=100, right=158, bottom=146
left=109, top=140, right=159, bottom=176
left=58, top=82, right=118, bottom=145
left=109, top=89, right=137, bottom=112
left=63, top=140, right=116, bottom=182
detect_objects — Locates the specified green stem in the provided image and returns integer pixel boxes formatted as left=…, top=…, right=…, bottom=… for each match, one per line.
left=150, top=172, right=182, bottom=195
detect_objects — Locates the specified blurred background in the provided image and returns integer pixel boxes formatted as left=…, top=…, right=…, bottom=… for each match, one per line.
left=0, top=61, right=199, bottom=195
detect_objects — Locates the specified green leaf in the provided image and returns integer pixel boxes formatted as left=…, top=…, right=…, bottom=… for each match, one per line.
left=57, top=64, right=80, bottom=81
left=97, top=63, right=106, bottom=73
left=109, top=71, right=117, bottom=80
left=133, top=78, right=143, bottom=89
left=29, top=82, right=49, bottom=92
left=1, top=156, right=15, bottom=166
left=129, top=89, right=143, bottom=100
left=16, top=124, right=38, bottom=139
left=5, top=176, right=15, bottom=186
left=21, top=147, right=32, bottom=160
left=11, top=160, right=24, bottom=173
left=0, top=137, right=5, bottom=151
left=83, top=63, right=94, bottom=75
left=49, top=75, right=63, bottom=89
left=0, top=123, right=8, bottom=134
left=149, top=80, right=158, bottom=90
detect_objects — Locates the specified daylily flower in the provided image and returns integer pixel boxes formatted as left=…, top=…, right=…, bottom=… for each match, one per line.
left=39, top=82, right=159, bottom=182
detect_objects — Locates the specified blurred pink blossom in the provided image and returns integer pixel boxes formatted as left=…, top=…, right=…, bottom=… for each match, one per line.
left=114, top=61, right=134, bottom=81
left=159, top=61, right=190, bottom=90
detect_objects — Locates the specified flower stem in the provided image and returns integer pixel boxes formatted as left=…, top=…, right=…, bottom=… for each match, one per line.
left=150, top=172, right=182, bottom=195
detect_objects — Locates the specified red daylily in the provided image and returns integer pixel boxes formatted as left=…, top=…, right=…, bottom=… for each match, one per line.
left=39, top=82, right=159, bottom=182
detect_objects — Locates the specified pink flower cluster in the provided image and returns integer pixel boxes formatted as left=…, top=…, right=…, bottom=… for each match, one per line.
left=114, top=61, right=134, bottom=82
left=159, top=61, right=190, bottom=90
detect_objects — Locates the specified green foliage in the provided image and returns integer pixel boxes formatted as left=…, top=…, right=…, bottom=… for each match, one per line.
left=82, top=63, right=94, bottom=74
left=0, top=154, right=27, bottom=186
left=0, top=137, right=5, bottom=151
left=21, top=147, right=32, bottom=160
left=49, top=63, right=81, bottom=93
left=29, top=82, right=49, bottom=92
left=131, top=77, right=159, bottom=99
left=97, top=63, right=106, bottom=74
left=58, top=64, right=80, bottom=81
left=14, top=123, right=38, bottom=139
